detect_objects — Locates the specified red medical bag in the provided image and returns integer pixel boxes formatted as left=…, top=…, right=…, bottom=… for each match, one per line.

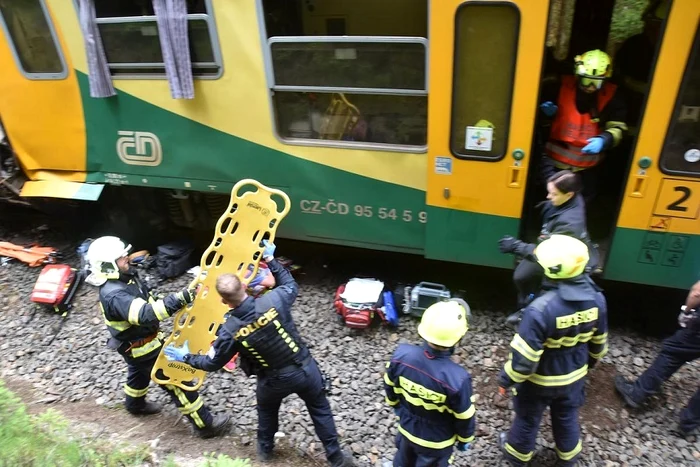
left=30, top=264, right=82, bottom=313
left=333, top=283, right=376, bottom=329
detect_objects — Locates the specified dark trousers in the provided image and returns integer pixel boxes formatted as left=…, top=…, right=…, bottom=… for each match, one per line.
left=393, top=433, right=453, bottom=467
left=513, top=259, right=544, bottom=308
left=632, top=328, right=700, bottom=432
left=122, top=345, right=214, bottom=431
left=504, top=383, right=584, bottom=466
left=256, top=358, right=342, bottom=465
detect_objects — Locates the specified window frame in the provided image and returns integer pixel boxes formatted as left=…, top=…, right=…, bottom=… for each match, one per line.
left=449, top=1, right=520, bottom=162
left=256, top=0, right=429, bottom=154
left=0, top=0, right=68, bottom=80
left=73, top=0, right=223, bottom=80
left=659, top=24, right=700, bottom=179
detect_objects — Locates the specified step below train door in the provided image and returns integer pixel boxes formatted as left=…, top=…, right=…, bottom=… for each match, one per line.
left=425, top=0, right=549, bottom=267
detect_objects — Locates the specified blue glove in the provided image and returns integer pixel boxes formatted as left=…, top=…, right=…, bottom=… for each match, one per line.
left=456, top=442, right=471, bottom=452
left=262, top=239, right=276, bottom=259
left=539, top=101, right=558, bottom=117
left=164, top=340, right=190, bottom=362
left=582, top=137, right=604, bottom=154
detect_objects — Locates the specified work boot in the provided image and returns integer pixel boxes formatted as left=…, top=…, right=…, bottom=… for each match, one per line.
left=256, top=448, right=273, bottom=463
left=126, top=401, right=162, bottom=415
left=614, top=375, right=641, bottom=409
left=672, top=422, right=699, bottom=439
left=330, top=450, right=355, bottom=467
left=197, top=414, right=232, bottom=439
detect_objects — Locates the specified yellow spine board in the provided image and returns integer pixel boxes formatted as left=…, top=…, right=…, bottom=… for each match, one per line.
left=150, top=179, right=290, bottom=391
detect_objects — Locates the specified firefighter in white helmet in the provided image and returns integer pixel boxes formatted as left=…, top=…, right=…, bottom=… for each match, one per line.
left=86, top=236, right=231, bottom=438
left=384, top=299, right=476, bottom=466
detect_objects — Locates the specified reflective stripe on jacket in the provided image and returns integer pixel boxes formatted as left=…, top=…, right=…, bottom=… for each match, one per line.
left=546, top=76, right=616, bottom=168
left=384, top=343, right=476, bottom=452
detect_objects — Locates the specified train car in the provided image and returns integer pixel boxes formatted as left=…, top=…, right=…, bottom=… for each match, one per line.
left=0, top=0, right=697, bottom=289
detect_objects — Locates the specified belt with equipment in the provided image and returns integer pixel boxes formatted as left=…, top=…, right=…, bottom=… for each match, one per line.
left=258, top=355, right=312, bottom=377
left=125, top=332, right=159, bottom=353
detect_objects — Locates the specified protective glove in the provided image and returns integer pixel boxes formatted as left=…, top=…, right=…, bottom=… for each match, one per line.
left=262, top=239, right=276, bottom=260
left=175, top=287, right=197, bottom=307
left=582, top=137, right=605, bottom=154
left=393, top=407, right=400, bottom=417
left=499, top=236, right=522, bottom=254
left=164, top=340, right=190, bottom=362
left=456, top=442, right=471, bottom=452
left=539, top=101, right=558, bottom=117
left=678, top=306, right=697, bottom=329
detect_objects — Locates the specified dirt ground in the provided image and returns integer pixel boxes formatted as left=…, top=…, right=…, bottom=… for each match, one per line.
left=3, top=378, right=316, bottom=467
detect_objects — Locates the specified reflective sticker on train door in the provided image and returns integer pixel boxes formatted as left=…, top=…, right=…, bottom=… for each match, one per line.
left=653, top=179, right=700, bottom=219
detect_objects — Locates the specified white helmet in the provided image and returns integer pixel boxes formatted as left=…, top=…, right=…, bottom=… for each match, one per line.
left=85, top=236, right=131, bottom=285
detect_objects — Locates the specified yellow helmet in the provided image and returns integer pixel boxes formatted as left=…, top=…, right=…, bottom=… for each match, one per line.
left=535, top=235, right=589, bottom=280
left=574, top=50, right=612, bottom=90
left=417, top=299, right=470, bottom=348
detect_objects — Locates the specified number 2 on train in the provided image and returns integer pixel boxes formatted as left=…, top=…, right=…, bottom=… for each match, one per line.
left=653, top=180, right=700, bottom=219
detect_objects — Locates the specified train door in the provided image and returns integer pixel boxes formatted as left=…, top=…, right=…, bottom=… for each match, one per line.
left=605, top=0, right=700, bottom=289
left=425, top=0, right=549, bottom=267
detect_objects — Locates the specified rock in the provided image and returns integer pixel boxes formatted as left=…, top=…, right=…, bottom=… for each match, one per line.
left=633, top=357, right=645, bottom=367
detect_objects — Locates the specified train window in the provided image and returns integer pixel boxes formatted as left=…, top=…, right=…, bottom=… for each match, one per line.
left=660, top=25, right=700, bottom=177
left=92, top=0, right=221, bottom=79
left=0, top=0, right=67, bottom=79
left=450, top=3, right=519, bottom=160
left=260, top=0, right=428, bottom=152
left=94, top=0, right=206, bottom=18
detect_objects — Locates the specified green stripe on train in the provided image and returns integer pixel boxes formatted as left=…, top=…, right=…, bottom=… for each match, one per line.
left=605, top=227, right=699, bottom=289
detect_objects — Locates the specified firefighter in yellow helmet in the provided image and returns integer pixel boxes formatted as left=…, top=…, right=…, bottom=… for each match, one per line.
left=498, top=235, right=608, bottom=466
left=538, top=49, right=629, bottom=202
left=384, top=299, right=476, bottom=466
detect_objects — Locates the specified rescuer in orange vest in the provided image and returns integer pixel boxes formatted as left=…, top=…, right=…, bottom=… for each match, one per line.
left=539, top=49, right=629, bottom=201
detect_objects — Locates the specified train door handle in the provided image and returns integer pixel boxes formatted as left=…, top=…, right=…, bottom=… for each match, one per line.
left=507, top=166, right=522, bottom=188
left=629, top=174, right=648, bottom=198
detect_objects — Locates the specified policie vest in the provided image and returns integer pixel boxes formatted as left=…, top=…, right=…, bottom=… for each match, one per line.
left=232, top=307, right=307, bottom=373
left=546, top=75, right=617, bottom=169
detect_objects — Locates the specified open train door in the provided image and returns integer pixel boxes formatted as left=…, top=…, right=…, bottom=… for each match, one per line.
left=605, top=0, right=700, bottom=289
left=425, top=0, right=549, bottom=267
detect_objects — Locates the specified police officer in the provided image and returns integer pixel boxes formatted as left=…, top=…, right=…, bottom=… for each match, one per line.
left=497, top=235, right=608, bottom=466
left=615, top=280, right=700, bottom=436
left=164, top=240, right=354, bottom=467
left=384, top=300, right=476, bottom=467
left=85, top=236, right=231, bottom=438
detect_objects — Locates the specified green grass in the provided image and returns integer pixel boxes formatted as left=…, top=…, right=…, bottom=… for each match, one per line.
left=0, top=380, right=251, bottom=467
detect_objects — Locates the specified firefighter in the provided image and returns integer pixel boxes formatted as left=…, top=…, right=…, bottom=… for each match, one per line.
left=497, top=235, right=608, bottom=466
left=163, top=240, right=354, bottom=467
left=614, top=280, right=700, bottom=436
left=384, top=299, right=476, bottom=467
left=539, top=49, right=628, bottom=201
left=85, top=236, right=231, bottom=438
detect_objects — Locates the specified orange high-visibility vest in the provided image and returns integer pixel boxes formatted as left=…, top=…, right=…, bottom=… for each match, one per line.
left=546, top=75, right=617, bottom=169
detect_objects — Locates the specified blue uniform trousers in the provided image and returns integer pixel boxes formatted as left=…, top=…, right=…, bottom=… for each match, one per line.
left=504, top=382, right=584, bottom=466
left=256, top=358, right=342, bottom=465
left=123, top=346, right=213, bottom=431
left=393, top=433, right=453, bottom=467
left=631, top=328, right=700, bottom=433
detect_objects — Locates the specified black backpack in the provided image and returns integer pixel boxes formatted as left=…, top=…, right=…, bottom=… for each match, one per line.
left=156, top=240, right=195, bottom=279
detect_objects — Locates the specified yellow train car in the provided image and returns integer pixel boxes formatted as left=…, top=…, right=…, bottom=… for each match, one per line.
left=0, top=0, right=697, bottom=289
